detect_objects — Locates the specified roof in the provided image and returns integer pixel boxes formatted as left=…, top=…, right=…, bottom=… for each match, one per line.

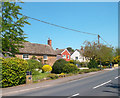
left=55, top=49, right=65, bottom=55
left=75, top=49, right=84, bottom=55
left=18, top=42, right=56, bottom=56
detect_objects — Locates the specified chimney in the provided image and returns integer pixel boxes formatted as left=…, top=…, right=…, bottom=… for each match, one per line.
left=81, top=46, right=83, bottom=51
left=48, top=38, right=52, bottom=46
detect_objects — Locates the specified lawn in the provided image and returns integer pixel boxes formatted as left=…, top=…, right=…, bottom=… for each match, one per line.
left=32, top=73, right=50, bottom=82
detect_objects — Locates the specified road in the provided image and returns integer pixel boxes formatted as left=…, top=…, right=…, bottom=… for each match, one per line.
left=2, top=68, right=120, bottom=97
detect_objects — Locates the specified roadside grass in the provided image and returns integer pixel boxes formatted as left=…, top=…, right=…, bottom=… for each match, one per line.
left=32, top=73, right=50, bottom=82
left=32, top=68, right=101, bottom=82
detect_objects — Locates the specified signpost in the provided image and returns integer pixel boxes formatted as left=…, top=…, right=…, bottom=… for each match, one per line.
left=26, top=71, right=32, bottom=84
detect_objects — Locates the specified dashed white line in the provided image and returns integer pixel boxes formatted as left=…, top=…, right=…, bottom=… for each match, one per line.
left=115, top=76, right=120, bottom=79
left=68, top=93, right=79, bottom=98
left=93, top=80, right=111, bottom=89
left=72, top=93, right=79, bottom=97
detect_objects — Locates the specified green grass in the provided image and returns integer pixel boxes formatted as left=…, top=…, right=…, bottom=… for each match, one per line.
left=32, top=73, right=50, bottom=81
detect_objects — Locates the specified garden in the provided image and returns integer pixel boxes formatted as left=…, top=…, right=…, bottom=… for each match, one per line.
left=1, top=56, right=116, bottom=88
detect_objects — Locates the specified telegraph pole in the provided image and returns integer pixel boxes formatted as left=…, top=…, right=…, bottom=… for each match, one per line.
left=98, top=35, right=100, bottom=45
left=98, top=34, right=101, bottom=69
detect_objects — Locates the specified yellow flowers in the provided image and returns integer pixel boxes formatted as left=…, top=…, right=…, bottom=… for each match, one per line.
left=42, top=65, right=52, bottom=72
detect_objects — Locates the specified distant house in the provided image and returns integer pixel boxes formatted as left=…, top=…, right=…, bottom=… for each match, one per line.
left=15, top=39, right=57, bottom=66
left=71, top=49, right=88, bottom=62
left=55, top=48, right=71, bottom=61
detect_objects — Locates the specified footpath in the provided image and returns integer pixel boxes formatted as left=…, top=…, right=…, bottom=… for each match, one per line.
left=1, top=67, right=117, bottom=96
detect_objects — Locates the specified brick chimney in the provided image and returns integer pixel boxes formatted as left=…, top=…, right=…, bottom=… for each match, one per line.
left=48, top=38, right=52, bottom=46
left=81, top=46, right=83, bottom=51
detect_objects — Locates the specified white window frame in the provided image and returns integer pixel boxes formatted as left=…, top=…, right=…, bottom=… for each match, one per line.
left=62, top=55, right=66, bottom=59
left=23, top=54, right=29, bottom=60
left=67, top=55, right=70, bottom=59
left=75, top=56, right=78, bottom=60
left=43, top=55, right=48, bottom=60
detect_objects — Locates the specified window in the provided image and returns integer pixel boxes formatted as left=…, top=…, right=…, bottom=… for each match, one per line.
left=23, top=54, right=29, bottom=59
left=67, top=55, right=70, bottom=59
left=43, top=55, right=48, bottom=60
left=62, top=55, right=66, bottom=59
left=75, top=56, right=78, bottom=60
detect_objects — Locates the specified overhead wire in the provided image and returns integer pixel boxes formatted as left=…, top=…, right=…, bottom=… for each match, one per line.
left=20, top=14, right=111, bottom=47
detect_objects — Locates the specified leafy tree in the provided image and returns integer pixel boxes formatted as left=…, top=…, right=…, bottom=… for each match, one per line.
left=83, top=41, right=114, bottom=63
left=2, top=2, right=30, bottom=56
left=87, top=59, right=98, bottom=69
left=67, top=47, right=74, bottom=53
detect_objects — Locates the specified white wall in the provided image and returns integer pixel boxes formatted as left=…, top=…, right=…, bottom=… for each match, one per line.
left=71, top=50, right=88, bottom=62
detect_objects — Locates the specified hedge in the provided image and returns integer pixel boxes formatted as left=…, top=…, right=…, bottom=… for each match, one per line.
left=52, top=59, right=68, bottom=74
left=1, top=57, right=28, bottom=88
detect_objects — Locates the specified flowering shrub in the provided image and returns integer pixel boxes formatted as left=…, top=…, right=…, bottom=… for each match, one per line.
left=1, top=57, right=28, bottom=88
left=42, top=65, right=52, bottom=72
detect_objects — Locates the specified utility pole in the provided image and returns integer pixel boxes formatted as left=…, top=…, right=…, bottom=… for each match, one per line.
left=98, top=34, right=101, bottom=69
left=98, top=35, right=100, bottom=45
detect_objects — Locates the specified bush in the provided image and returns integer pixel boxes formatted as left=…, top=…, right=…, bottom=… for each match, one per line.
left=1, top=57, right=28, bottom=88
left=47, top=74, right=59, bottom=79
left=42, top=65, right=52, bottom=73
left=52, top=59, right=68, bottom=74
left=31, top=55, right=37, bottom=59
left=27, top=59, right=43, bottom=71
left=63, top=63, right=78, bottom=73
left=88, top=59, right=98, bottom=69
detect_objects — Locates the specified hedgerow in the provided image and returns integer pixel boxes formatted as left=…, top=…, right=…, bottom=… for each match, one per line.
left=1, top=57, right=28, bottom=88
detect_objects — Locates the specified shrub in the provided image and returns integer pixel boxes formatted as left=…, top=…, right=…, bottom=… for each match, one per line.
left=87, top=59, right=98, bottom=69
left=31, top=55, right=37, bottom=59
left=63, top=63, right=78, bottom=73
left=42, top=65, right=52, bottom=73
left=38, top=58, right=42, bottom=62
left=27, top=59, right=43, bottom=72
left=1, top=57, right=28, bottom=88
left=52, top=59, right=68, bottom=74
left=47, top=74, right=59, bottom=79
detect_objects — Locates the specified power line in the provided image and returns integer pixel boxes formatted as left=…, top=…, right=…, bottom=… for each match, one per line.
left=21, top=14, right=111, bottom=46
left=99, top=36, right=111, bottom=46
left=21, top=14, right=98, bottom=36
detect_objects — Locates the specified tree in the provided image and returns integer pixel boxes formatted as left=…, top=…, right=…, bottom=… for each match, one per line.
left=83, top=41, right=114, bottom=63
left=2, top=2, right=30, bottom=56
left=67, top=47, right=74, bottom=53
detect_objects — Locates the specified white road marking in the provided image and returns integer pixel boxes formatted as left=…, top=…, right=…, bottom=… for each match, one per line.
left=115, top=76, right=120, bottom=79
left=1, top=85, right=51, bottom=96
left=68, top=93, right=79, bottom=98
left=93, top=80, right=111, bottom=89
left=72, top=93, right=79, bottom=97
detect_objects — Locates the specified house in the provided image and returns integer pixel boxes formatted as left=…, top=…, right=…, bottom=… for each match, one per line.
left=15, top=39, right=57, bottom=66
left=70, top=48, right=88, bottom=62
left=55, top=48, right=71, bottom=61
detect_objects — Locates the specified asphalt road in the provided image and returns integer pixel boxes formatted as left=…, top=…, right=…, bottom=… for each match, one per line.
left=10, top=68, right=119, bottom=97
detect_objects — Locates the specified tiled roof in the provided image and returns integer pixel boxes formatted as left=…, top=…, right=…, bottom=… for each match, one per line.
left=55, top=49, right=65, bottom=55
left=18, top=42, right=56, bottom=56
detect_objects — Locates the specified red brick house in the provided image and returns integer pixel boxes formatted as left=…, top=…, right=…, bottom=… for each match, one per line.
left=55, top=48, right=71, bottom=61
left=15, top=39, right=57, bottom=66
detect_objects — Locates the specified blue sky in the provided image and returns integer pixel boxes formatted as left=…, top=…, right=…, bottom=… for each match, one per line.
left=19, top=2, right=118, bottom=50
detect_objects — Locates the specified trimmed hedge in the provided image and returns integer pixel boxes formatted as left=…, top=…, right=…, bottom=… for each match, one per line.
left=27, top=59, right=43, bottom=75
left=52, top=59, right=78, bottom=74
left=63, top=63, right=78, bottom=73
left=52, top=59, right=68, bottom=74
left=1, top=57, right=28, bottom=88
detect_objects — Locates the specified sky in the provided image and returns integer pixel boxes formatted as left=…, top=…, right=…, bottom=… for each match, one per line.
left=18, top=2, right=118, bottom=50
